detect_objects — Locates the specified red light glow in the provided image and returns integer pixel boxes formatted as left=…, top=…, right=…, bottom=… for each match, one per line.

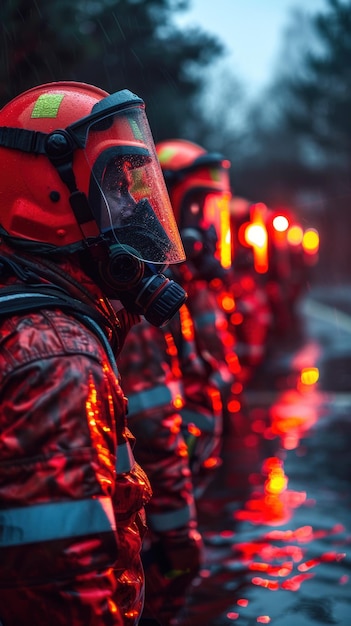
left=237, top=598, right=249, bottom=607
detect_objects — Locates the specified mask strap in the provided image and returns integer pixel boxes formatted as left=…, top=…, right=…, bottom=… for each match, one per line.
left=0, top=125, right=100, bottom=242
left=44, top=130, right=100, bottom=241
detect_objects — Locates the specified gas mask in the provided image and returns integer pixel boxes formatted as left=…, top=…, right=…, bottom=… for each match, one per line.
left=83, top=193, right=187, bottom=326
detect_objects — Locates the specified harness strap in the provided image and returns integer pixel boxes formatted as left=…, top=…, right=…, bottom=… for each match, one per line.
left=0, top=285, right=139, bottom=473
left=0, top=283, right=105, bottom=324
left=0, top=284, right=119, bottom=372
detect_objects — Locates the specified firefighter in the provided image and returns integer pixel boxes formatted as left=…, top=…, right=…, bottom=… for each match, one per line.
left=0, top=81, right=187, bottom=626
left=228, top=197, right=273, bottom=385
left=156, top=139, right=237, bottom=460
left=117, top=139, right=235, bottom=625
left=118, top=314, right=204, bottom=626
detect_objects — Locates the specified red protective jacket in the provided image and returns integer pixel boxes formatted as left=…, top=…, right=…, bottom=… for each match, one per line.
left=118, top=316, right=203, bottom=626
left=0, top=249, right=151, bottom=626
left=227, top=270, right=272, bottom=384
left=183, top=279, right=237, bottom=436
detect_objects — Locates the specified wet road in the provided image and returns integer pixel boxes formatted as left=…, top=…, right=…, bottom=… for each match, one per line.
left=177, top=288, right=351, bottom=625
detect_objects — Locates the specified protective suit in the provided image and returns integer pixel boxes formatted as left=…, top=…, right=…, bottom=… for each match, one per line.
left=116, top=138, right=237, bottom=625
left=118, top=314, right=203, bottom=626
left=156, top=139, right=237, bottom=436
left=0, top=82, right=186, bottom=626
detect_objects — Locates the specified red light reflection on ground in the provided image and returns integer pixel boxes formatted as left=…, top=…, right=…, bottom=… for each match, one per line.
left=234, top=455, right=306, bottom=526
left=280, top=573, right=315, bottom=590
left=233, top=523, right=346, bottom=595
left=226, top=612, right=239, bottom=620
left=298, top=551, right=346, bottom=571
left=268, top=389, right=321, bottom=450
left=263, top=339, right=328, bottom=450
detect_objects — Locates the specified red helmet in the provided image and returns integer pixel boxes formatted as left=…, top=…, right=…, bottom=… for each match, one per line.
left=156, top=138, right=232, bottom=269
left=0, top=82, right=184, bottom=265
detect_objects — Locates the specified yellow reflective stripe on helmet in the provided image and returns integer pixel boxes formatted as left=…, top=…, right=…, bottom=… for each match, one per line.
left=157, top=146, right=176, bottom=165
left=31, top=93, right=64, bottom=118
left=127, top=381, right=183, bottom=416
left=147, top=503, right=194, bottom=532
left=129, top=118, right=143, bottom=141
left=0, top=496, right=115, bottom=547
left=116, top=440, right=135, bottom=473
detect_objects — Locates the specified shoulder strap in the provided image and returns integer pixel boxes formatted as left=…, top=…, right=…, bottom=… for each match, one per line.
left=0, top=284, right=119, bottom=376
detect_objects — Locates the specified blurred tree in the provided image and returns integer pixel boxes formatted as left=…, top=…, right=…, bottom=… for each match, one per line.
left=73, top=0, right=224, bottom=139
left=230, top=0, right=351, bottom=282
left=0, top=0, right=92, bottom=104
left=183, top=64, right=248, bottom=167
left=224, top=2, right=351, bottom=201
left=284, top=0, right=351, bottom=176
left=228, top=8, right=323, bottom=206
left=0, top=0, right=224, bottom=140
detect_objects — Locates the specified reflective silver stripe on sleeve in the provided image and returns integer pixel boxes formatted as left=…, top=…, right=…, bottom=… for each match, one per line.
left=0, top=496, right=115, bottom=547
left=147, top=503, right=194, bottom=532
left=127, top=381, right=182, bottom=416
left=116, top=440, right=135, bottom=473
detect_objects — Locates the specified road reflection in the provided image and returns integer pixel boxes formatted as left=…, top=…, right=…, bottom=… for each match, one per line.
left=178, top=299, right=351, bottom=625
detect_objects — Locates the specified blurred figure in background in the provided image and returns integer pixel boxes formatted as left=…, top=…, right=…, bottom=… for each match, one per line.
left=118, top=139, right=237, bottom=625
left=118, top=314, right=203, bottom=626
left=226, top=197, right=273, bottom=385
left=156, top=139, right=237, bottom=455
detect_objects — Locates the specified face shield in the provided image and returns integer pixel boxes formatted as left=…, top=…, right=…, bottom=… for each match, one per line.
left=67, top=94, right=185, bottom=265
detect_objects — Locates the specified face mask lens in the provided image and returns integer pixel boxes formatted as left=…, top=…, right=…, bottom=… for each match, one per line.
left=100, top=159, right=137, bottom=231
left=83, top=104, right=185, bottom=264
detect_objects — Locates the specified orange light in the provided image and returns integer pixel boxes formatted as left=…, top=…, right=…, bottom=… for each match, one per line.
left=203, top=456, right=220, bottom=469
left=173, top=394, right=184, bottom=410
left=246, top=203, right=269, bottom=273
left=302, top=228, right=319, bottom=255
left=179, top=303, right=194, bottom=341
left=203, top=192, right=232, bottom=269
left=300, top=367, right=319, bottom=386
left=287, top=225, right=304, bottom=246
left=221, top=293, right=236, bottom=313
left=188, top=423, right=201, bottom=437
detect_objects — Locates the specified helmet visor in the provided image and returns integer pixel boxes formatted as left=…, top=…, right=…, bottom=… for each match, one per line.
left=80, top=101, right=185, bottom=264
